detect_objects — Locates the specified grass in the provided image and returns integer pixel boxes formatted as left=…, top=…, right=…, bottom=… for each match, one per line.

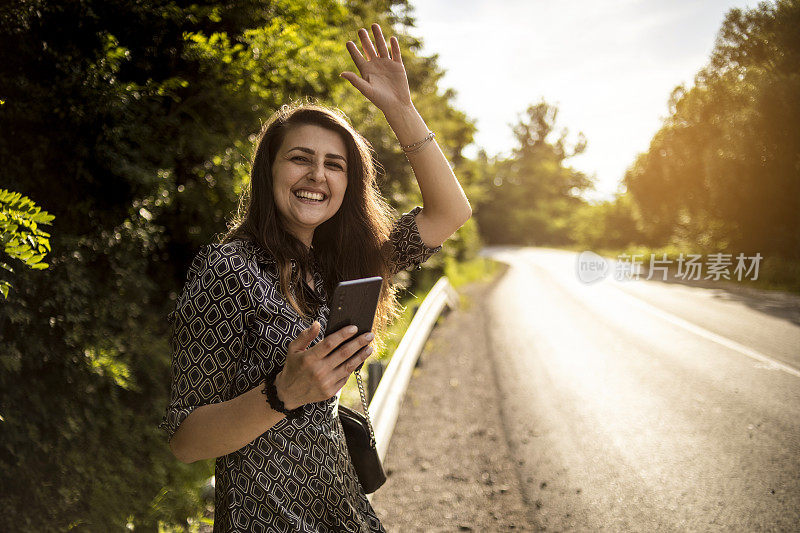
left=158, top=510, right=213, bottom=532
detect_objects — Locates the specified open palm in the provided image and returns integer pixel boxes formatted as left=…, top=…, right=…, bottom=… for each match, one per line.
left=341, top=23, right=413, bottom=113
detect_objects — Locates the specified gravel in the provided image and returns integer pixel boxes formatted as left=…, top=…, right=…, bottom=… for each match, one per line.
left=370, top=271, right=535, bottom=531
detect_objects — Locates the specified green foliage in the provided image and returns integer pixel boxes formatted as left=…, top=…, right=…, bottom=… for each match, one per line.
left=566, top=192, right=645, bottom=250
left=474, top=100, right=594, bottom=246
left=623, top=0, right=800, bottom=259
left=0, top=188, right=54, bottom=299
left=442, top=251, right=500, bottom=291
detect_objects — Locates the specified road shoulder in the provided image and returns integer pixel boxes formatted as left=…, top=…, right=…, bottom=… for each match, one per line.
left=371, top=268, right=534, bottom=531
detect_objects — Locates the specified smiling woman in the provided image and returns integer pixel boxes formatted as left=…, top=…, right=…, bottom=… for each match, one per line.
left=158, top=22, right=471, bottom=533
left=223, top=103, right=402, bottom=320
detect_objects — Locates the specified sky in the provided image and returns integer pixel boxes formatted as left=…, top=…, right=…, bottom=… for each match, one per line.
left=403, top=0, right=757, bottom=203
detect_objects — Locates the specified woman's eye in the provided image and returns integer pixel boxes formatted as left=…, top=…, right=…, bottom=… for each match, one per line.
left=290, top=156, right=343, bottom=170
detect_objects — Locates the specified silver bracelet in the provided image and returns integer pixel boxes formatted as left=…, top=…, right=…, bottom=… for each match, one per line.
left=401, top=131, right=436, bottom=154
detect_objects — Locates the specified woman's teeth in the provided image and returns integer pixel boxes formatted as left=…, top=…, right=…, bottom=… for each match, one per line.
left=294, top=190, right=325, bottom=202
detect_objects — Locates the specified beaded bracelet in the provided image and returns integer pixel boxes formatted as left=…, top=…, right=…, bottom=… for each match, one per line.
left=401, top=131, right=436, bottom=154
left=261, top=368, right=305, bottom=419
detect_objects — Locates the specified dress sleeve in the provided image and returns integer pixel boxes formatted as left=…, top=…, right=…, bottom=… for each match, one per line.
left=158, top=244, right=253, bottom=443
left=386, top=205, right=443, bottom=276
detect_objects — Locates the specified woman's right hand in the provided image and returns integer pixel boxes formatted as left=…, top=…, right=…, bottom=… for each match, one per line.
left=273, top=321, right=374, bottom=410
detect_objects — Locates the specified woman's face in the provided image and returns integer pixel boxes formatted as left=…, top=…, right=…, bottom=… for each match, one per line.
left=271, top=123, right=349, bottom=247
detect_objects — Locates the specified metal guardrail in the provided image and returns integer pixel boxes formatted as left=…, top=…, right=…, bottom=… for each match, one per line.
left=367, top=276, right=459, bottom=462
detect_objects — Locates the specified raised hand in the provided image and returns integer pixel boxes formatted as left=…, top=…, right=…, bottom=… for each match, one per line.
left=340, top=23, right=413, bottom=114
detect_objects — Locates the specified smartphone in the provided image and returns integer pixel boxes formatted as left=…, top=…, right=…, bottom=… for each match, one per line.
left=326, top=276, right=383, bottom=371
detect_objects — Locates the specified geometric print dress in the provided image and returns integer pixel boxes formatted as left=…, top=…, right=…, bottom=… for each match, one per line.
left=159, top=206, right=443, bottom=532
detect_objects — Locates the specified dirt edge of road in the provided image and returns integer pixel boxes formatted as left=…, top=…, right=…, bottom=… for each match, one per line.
left=371, top=264, right=541, bottom=531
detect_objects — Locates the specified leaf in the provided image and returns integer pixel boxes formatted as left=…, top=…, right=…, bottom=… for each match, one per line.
left=17, top=250, right=35, bottom=262
left=32, top=212, right=54, bottom=224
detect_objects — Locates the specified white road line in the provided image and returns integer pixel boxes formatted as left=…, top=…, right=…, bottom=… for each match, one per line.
left=607, top=282, right=800, bottom=379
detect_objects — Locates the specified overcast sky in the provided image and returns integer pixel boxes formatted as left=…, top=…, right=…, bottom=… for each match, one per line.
left=403, top=0, right=756, bottom=203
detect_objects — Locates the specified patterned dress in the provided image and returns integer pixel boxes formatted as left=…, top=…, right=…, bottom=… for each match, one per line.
left=159, top=206, right=443, bottom=532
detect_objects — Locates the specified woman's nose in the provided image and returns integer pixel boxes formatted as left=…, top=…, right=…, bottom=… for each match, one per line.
left=308, top=161, right=326, bottom=181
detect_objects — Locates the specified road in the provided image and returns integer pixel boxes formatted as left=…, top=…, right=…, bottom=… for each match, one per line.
left=483, top=246, right=800, bottom=531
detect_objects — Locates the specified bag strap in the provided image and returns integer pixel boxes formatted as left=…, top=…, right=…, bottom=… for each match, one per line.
left=355, top=371, right=377, bottom=449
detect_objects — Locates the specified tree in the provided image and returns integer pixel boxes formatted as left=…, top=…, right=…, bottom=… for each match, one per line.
left=624, top=0, right=800, bottom=257
left=475, top=100, right=593, bottom=246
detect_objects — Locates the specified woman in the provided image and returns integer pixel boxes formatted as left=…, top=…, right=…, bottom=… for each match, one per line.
left=159, top=23, right=471, bottom=532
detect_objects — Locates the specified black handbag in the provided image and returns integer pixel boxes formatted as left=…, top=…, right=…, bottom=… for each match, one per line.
left=338, top=371, right=387, bottom=494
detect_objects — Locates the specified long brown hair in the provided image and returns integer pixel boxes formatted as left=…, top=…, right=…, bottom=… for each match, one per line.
left=220, top=99, right=402, bottom=348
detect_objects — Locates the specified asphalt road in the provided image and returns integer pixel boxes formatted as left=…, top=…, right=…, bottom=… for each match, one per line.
left=483, top=247, right=800, bottom=532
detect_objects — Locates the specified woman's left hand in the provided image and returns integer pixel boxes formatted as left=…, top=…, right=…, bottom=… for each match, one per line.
left=341, top=23, right=413, bottom=114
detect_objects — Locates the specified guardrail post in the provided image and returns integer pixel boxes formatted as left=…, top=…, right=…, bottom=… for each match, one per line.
left=367, top=360, right=384, bottom=402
